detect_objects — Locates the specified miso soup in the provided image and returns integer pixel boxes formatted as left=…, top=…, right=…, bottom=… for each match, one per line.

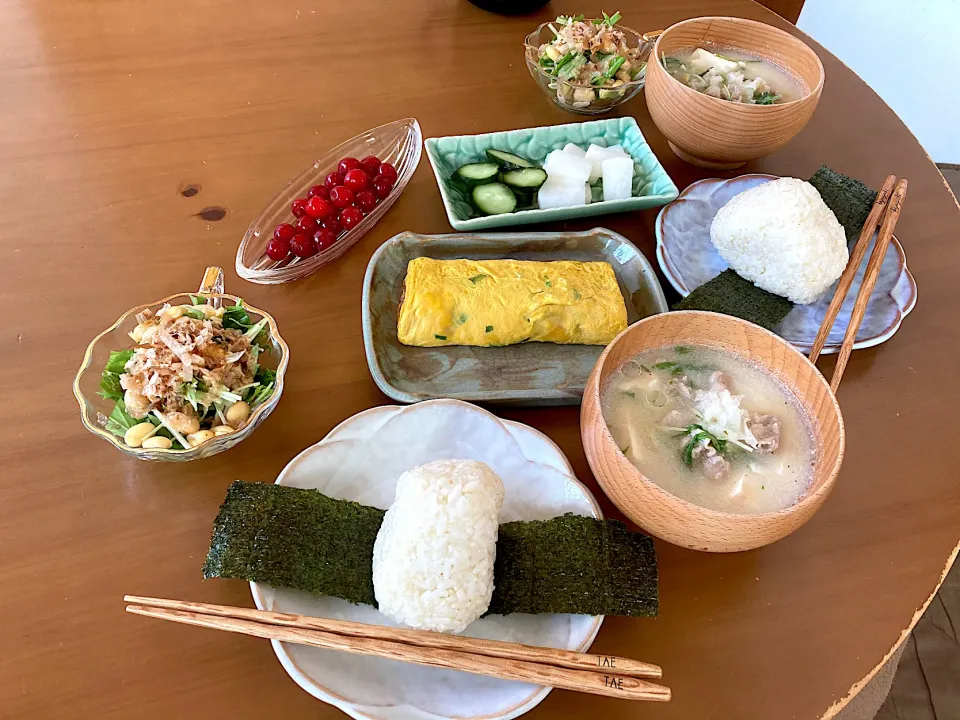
left=662, top=47, right=802, bottom=104
left=601, top=345, right=816, bottom=514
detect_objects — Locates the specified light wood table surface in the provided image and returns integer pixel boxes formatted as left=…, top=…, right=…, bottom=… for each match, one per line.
left=2, top=1, right=958, bottom=718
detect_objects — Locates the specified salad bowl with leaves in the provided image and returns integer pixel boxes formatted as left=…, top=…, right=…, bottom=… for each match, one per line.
left=73, top=267, right=289, bottom=461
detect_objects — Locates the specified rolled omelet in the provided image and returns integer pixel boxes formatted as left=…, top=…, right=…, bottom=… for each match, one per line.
left=397, top=257, right=628, bottom=347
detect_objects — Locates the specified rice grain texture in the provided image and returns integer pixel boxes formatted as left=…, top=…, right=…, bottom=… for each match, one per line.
left=709, top=177, right=849, bottom=305
left=372, top=459, right=505, bottom=633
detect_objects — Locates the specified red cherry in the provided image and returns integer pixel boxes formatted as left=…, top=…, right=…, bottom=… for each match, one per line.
left=320, top=216, right=341, bottom=235
left=291, top=197, right=309, bottom=218
left=273, top=223, right=296, bottom=242
left=295, top=215, right=319, bottom=234
left=324, top=171, right=344, bottom=189
left=313, top=228, right=338, bottom=251
left=372, top=177, right=393, bottom=199
left=340, top=206, right=364, bottom=230
left=338, top=157, right=361, bottom=175
left=343, top=168, right=369, bottom=192
left=329, top=185, right=354, bottom=208
left=289, top=233, right=316, bottom=258
left=306, top=196, right=332, bottom=219
left=266, top=237, right=290, bottom=261
left=307, top=184, right=329, bottom=200
left=354, top=190, right=377, bottom=213
left=360, top=156, right=381, bottom=175
left=376, top=162, right=398, bottom=185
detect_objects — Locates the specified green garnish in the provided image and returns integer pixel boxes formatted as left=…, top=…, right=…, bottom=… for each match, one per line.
left=222, top=303, right=251, bottom=331
left=661, top=54, right=682, bottom=72
left=556, top=13, right=584, bottom=25
left=557, top=53, right=588, bottom=80
left=485, top=326, right=494, bottom=333
left=640, top=364, right=650, bottom=373
left=190, top=295, right=204, bottom=305
left=573, top=290, right=582, bottom=300
left=591, top=55, right=626, bottom=85
left=103, top=401, right=142, bottom=436
left=592, top=10, right=621, bottom=26
left=538, top=56, right=555, bottom=72
left=98, top=349, right=135, bottom=401
left=671, top=366, right=684, bottom=376
left=680, top=424, right=728, bottom=467
left=434, top=334, right=447, bottom=340
left=654, top=360, right=679, bottom=371
left=455, top=313, right=469, bottom=325
left=544, top=279, right=552, bottom=287
left=675, top=346, right=692, bottom=355
left=469, top=274, right=488, bottom=284
left=754, top=91, right=782, bottom=105
left=630, top=62, right=646, bottom=80
left=184, top=307, right=205, bottom=320
left=622, top=391, right=636, bottom=398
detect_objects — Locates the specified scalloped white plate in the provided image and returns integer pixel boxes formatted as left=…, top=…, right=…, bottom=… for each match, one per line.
left=251, top=399, right=603, bottom=720
left=655, top=174, right=917, bottom=354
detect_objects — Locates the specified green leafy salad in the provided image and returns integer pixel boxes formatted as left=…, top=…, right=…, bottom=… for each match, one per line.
left=98, top=297, right=277, bottom=451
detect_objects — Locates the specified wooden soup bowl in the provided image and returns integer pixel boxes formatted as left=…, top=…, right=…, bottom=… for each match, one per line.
left=645, top=16, right=825, bottom=169
left=581, top=311, right=845, bottom=552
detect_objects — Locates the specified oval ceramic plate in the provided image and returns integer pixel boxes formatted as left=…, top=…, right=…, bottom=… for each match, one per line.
left=655, top=174, right=917, bottom=354
left=251, top=399, right=603, bottom=720
left=362, top=228, right=668, bottom=406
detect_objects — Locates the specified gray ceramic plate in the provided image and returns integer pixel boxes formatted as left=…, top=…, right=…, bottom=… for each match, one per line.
left=362, top=228, right=668, bottom=406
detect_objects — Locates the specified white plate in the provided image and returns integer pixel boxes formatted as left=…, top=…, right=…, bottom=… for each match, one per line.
left=655, top=174, right=918, bottom=354
left=251, top=399, right=603, bottom=720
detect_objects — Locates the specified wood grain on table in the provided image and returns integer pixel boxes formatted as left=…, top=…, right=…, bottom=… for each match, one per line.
left=2, top=0, right=958, bottom=719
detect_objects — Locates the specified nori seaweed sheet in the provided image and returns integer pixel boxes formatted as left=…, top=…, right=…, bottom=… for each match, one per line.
left=203, top=481, right=658, bottom=618
left=203, top=480, right=384, bottom=606
left=676, top=166, right=879, bottom=328
left=489, top=513, right=658, bottom=617
left=809, top=165, right=878, bottom=244
left=674, top=269, right=794, bottom=330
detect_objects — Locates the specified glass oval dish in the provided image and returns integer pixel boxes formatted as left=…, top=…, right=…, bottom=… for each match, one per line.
left=73, top=267, right=290, bottom=462
left=523, top=22, right=655, bottom=115
left=236, top=118, right=422, bottom=285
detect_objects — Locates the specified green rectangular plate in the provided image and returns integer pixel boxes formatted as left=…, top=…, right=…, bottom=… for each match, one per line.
left=424, top=117, right=679, bottom=231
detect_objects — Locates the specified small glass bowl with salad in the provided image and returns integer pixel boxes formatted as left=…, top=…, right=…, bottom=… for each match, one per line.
left=523, top=12, right=654, bottom=115
left=73, top=266, right=289, bottom=461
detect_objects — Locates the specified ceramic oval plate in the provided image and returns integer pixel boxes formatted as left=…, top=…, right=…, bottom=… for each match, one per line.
left=251, top=399, right=603, bottom=720
left=362, top=228, right=668, bottom=406
left=655, top=174, right=917, bottom=354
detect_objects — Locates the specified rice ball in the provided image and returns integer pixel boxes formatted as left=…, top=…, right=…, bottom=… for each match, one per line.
left=372, top=459, right=504, bottom=634
left=709, top=178, right=849, bottom=305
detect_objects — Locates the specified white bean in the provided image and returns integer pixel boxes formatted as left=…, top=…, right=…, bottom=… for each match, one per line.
left=124, top=422, right=157, bottom=447
left=162, top=306, right=184, bottom=321
left=211, top=425, right=235, bottom=436
left=166, top=411, right=200, bottom=434
left=141, top=436, right=173, bottom=450
left=187, top=430, right=216, bottom=447
left=225, top=401, right=251, bottom=428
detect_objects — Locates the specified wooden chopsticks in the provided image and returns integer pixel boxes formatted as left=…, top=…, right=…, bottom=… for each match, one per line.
left=809, top=175, right=908, bottom=391
left=125, top=595, right=671, bottom=702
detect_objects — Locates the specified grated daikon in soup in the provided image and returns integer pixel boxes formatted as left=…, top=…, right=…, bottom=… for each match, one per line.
left=601, top=345, right=816, bottom=514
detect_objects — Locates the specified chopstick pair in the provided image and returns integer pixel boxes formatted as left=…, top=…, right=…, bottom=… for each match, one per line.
left=809, top=175, right=908, bottom=391
left=125, top=595, right=671, bottom=702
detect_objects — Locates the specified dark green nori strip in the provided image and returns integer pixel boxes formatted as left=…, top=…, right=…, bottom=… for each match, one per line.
left=203, top=482, right=658, bottom=618
left=675, top=270, right=794, bottom=330
left=203, top=481, right=384, bottom=606
left=489, top=514, right=658, bottom=617
left=809, top=165, right=878, bottom=244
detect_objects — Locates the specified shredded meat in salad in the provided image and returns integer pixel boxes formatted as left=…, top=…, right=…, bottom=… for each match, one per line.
left=120, top=308, right=256, bottom=419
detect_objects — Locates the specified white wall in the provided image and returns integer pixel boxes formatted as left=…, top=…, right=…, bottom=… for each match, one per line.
left=798, top=0, right=960, bottom=164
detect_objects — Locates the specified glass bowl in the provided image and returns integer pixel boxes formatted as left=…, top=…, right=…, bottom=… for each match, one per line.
left=523, top=23, right=655, bottom=115
left=236, top=118, right=422, bottom=285
left=73, top=267, right=290, bottom=462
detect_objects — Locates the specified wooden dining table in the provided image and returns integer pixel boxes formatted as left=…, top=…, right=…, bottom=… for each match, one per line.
left=3, top=0, right=958, bottom=718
